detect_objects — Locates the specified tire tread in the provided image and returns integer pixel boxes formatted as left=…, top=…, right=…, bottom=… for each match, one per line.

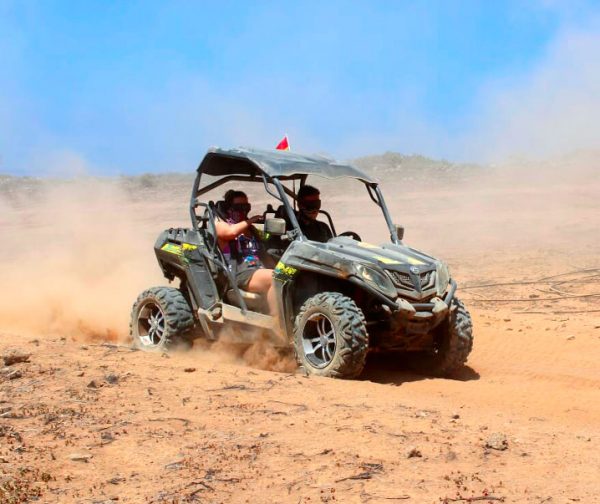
left=129, top=286, right=194, bottom=351
left=294, top=292, right=368, bottom=379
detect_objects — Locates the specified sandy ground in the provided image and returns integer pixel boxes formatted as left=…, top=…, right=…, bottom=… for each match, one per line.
left=1, top=164, right=599, bottom=503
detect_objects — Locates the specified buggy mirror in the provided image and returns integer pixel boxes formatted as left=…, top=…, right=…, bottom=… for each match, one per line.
left=265, top=217, right=286, bottom=236
left=394, top=224, right=404, bottom=241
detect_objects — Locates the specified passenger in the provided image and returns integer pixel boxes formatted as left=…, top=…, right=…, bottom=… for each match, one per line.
left=215, top=190, right=276, bottom=314
left=296, top=185, right=333, bottom=242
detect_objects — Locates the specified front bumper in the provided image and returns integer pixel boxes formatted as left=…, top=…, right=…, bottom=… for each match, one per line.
left=390, top=279, right=457, bottom=335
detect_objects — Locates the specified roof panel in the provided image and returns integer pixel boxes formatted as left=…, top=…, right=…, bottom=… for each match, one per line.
left=197, top=147, right=376, bottom=183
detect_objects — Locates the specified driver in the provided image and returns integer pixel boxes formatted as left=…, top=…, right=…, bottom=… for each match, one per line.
left=296, top=185, right=333, bottom=243
left=215, top=190, right=276, bottom=314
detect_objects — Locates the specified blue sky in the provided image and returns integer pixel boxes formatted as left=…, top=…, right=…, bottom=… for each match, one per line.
left=1, top=1, right=599, bottom=175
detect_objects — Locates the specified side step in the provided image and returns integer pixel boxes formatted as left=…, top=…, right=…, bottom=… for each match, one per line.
left=198, top=303, right=277, bottom=331
left=222, top=304, right=277, bottom=330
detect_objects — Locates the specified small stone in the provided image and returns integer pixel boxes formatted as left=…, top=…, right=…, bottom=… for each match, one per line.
left=451, top=413, right=460, bottom=420
left=566, top=335, right=575, bottom=341
left=105, top=374, right=119, bottom=385
left=407, top=447, right=422, bottom=458
left=184, top=367, right=196, bottom=373
left=165, top=458, right=185, bottom=470
left=7, top=370, right=22, bottom=380
left=76, top=371, right=85, bottom=377
left=445, top=450, right=458, bottom=461
left=87, top=380, right=100, bottom=389
left=69, top=453, right=92, bottom=462
left=485, top=433, right=508, bottom=451
left=2, top=351, right=31, bottom=366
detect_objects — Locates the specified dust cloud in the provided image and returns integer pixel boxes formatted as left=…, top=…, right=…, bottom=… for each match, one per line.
left=465, top=25, right=600, bottom=162
left=187, top=327, right=297, bottom=373
left=208, top=339, right=296, bottom=373
left=0, top=178, right=167, bottom=341
left=0, top=177, right=298, bottom=373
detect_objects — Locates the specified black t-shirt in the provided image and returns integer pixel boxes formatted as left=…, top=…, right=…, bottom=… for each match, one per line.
left=297, top=214, right=333, bottom=242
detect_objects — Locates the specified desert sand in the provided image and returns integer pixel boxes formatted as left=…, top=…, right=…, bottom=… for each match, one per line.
left=1, top=157, right=599, bottom=503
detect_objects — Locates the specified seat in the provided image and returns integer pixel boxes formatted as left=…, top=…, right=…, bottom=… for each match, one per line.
left=212, top=200, right=228, bottom=220
left=274, top=204, right=288, bottom=219
left=225, top=288, right=267, bottom=312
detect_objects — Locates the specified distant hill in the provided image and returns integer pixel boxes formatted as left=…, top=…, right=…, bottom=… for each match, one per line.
left=352, top=152, right=482, bottom=183
left=0, top=151, right=484, bottom=200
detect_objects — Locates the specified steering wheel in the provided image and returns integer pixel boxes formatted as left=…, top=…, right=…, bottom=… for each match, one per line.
left=338, top=231, right=362, bottom=241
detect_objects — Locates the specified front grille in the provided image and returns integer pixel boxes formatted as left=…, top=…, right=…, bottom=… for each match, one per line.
left=389, top=271, right=414, bottom=289
left=420, top=271, right=436, bottom=291
left=388, top=269, right=436, bottom=292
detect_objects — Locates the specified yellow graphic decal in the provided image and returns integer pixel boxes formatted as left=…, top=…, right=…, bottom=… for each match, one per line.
left=182, top=243, right=198, bottom=251
left=161, top=243, right=183, bottom=256
left=358, top=241, right=426, bottom=266
left=405, top=256, right=425, bottom=265
left=357, top=241, right=379, bottom=249
left=374, top=255, right=401, bottom=265
left=275, top=261, right=298, bottom=276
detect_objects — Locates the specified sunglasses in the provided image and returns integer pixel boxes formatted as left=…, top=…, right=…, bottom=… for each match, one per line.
left=300, top=200, right=321, bottom=211
left=231, top=203, right=251, bottom=213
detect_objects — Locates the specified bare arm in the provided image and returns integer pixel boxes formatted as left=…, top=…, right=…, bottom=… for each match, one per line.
left=215, top=216, right=262, bottom=242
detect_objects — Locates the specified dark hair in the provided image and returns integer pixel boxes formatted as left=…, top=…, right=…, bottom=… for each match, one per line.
left=223, top=190, right=247, bottom=209
left=297, top=185, right=320, bottom=200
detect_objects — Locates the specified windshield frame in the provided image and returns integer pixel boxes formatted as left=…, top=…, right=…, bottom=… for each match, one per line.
left=190, top=171, right=400, bottom=244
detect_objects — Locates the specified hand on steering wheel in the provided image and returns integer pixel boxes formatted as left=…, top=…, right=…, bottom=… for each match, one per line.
left=338, top=231, right=361, bottom=241
left=248, top=215, right=264, bottom=225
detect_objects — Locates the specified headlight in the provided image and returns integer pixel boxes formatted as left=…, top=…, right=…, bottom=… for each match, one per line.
left=355, top=264, right=398, bottom=299
left=435, top=261, right=451, bottom=296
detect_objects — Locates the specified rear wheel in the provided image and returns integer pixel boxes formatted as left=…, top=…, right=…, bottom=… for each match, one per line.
left=294, top=292, right=368, bottom=378
left=130, top=286, right=194, bottom=351
left=409, top=297, right=473, bottom=377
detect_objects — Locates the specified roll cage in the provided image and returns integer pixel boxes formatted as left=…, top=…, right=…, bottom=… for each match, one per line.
left=189, top=147, right=401, bottom=245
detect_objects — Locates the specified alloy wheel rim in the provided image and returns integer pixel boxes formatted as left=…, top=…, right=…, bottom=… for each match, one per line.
left=301, top=312, right=336, bottom=368
left=137, top=301, right=166, bottom=348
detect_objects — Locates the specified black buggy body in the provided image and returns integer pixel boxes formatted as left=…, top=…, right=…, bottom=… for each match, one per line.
left=130, top=147, right=473, bottom=378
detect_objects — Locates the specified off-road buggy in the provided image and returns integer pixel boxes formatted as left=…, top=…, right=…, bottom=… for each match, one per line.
left=130, top=147, right=473, bottom=378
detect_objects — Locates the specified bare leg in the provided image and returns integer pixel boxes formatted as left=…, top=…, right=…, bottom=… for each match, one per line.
left=246, top=269, right=277, bottom=315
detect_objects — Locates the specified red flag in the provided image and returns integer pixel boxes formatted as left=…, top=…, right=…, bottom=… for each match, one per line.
left=275, top=135, right=290, bottom=151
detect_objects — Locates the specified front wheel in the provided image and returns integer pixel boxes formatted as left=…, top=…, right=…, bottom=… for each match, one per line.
left=293, top=292, right=368, bottom=378
left=409, top=297, right=474, bottom=377
left=130, top=286, right=195, bottom=351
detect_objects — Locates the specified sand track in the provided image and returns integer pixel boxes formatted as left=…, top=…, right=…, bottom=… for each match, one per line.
left=1, top=258, right=599, bottom=503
